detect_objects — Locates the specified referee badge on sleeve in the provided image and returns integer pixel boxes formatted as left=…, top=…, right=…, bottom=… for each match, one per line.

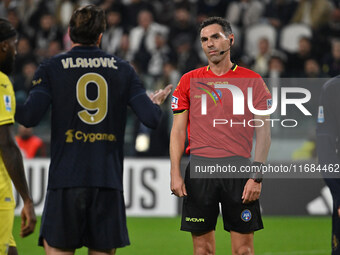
left=171, top=96, right=178, bottom=109
left=266, top=99, right=272, bottom=109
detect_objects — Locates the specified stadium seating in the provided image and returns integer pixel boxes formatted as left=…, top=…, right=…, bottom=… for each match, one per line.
left=279, top=23, right=312, bottom=53
left=244, top=23, right=277, bottom=57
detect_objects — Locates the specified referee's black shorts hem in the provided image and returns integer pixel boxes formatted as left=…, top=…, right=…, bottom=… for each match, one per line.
left=224, top=225, right=264, bottom=233
left=180, top=226, right=216, bottom=233
left=180, top=224, right=263, bottom=234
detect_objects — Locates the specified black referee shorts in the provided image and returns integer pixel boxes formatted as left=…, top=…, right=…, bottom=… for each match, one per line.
left=39, top=187, right=130, bottom=250
left=181, top=156, right=263, bottom=234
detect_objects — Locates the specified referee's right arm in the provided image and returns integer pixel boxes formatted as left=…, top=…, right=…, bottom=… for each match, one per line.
left=170, top=110, right=188, bottom=197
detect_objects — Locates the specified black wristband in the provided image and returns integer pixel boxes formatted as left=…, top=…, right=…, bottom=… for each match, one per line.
left=249, top=161, right=264, bottom=183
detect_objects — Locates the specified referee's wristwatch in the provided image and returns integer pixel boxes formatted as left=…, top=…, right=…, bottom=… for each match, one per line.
left=249, top=161, right=264, bottom=183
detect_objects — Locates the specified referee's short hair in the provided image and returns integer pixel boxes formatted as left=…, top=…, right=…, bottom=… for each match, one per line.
left=69, top=5, right=106, bottom=45
left=199, top=17, right=232, bottom=36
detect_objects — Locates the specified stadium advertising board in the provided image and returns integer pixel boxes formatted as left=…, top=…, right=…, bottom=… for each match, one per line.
left=14, top=159, right=332, bottom=216
left=14, top=158, right=177, bottom=217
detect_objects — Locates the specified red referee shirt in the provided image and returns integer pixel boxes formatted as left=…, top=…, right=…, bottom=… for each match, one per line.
left=172, top=64, right=272, bottom=158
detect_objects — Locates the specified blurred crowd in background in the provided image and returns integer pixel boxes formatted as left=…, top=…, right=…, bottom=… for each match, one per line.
left=2, top=0, right=340, bottom=158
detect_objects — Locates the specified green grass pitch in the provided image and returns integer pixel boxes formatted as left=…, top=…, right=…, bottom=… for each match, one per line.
left=13, top=216, right=331, bottom=255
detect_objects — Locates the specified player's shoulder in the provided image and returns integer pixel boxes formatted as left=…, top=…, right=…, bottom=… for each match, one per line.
left=181, top=66, right=207, bottom=79
left=176, top=66, right=206, bottom=90
left=321, top=75, right=340, bottom=93
left=0, top=72, right=13, bottom=93
left=89, top=48, right=134, bottom=71
left=45, top=47, right=133, bottom=72
left=234, top=65, right=262, bottom=78
left=0, top=71, right=9, bottom=83
left=39, top=52, right=65, bottom=68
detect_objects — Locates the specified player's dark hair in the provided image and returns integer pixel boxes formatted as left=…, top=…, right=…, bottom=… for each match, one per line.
left=69, top=5, right=106, bottom=45
left=0, top=18, right=16, bottom=42
left=199, top=17, right=232, bottom=35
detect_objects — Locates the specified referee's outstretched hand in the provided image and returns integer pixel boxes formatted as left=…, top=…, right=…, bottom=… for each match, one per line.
left=242, top=179, right=261, bottom=204
left=150, top=84, right=173, bottom=105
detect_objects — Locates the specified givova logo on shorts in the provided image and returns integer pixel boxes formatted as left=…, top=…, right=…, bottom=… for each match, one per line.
left=185, top=217, right=205, bottom=223
left=241, top=209, right=252, bottom=222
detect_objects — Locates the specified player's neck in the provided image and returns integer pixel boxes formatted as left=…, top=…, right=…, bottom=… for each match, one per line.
left=208, top=58, right=233, bottom=76
left=71, top=43, right=98, bottom=48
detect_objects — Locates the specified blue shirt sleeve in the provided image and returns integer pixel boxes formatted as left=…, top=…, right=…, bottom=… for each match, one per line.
left=15, top=61, right=52, bottom=127
left=127, top=66, right=161, bottom=129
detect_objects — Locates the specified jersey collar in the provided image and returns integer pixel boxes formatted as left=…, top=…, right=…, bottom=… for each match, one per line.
left=70, top=46, right=101, bottom=52
left=206, top=63, right=237, bottom=72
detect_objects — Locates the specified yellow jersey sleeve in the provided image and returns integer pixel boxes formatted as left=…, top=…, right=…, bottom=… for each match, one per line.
left=0, top=71, right=15, bottom=126
left=0, top=71, right=16, bottom=209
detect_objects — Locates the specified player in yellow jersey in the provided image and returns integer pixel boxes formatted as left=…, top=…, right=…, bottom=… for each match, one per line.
left=0, top=18, right=36, bottom=255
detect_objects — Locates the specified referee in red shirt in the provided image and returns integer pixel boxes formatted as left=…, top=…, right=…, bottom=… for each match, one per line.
left=170, top=17, right=271, bottom=255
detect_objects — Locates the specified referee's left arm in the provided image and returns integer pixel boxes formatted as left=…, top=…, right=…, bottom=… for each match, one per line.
left=253, top=115, right=271, bottom=164
left=242, top=115, right=271, bottom=204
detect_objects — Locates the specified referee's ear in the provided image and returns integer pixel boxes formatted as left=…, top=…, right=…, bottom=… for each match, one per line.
left=96, top=33, right=103, bottom=47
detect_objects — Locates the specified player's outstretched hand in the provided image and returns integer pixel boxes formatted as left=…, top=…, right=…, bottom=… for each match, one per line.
left=20, top=199, right=36, bottom=237
left=150, top=84, right=173, bottom=105
left=242, top=179, right=261, bottom=204
left=171, top=173, right=187, bottom=197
